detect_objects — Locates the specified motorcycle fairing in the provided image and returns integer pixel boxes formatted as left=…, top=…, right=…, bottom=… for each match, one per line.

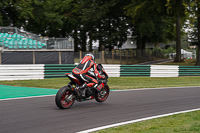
left=87, top=83, right=95, bottom=87
left=65, top=73, right=81, bottom=85
left=97, top=83, right=105, bottom=91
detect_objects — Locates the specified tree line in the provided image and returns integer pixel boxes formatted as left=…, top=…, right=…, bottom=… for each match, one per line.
left=0, top=0, right=200, bottom=65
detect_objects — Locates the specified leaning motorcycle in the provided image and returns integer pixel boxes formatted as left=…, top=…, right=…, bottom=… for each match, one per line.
left=55, top=64, right=109, bottom=109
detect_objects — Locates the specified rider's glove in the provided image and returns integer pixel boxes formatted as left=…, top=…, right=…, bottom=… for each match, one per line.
left=100, top=75, right=105, bottom=79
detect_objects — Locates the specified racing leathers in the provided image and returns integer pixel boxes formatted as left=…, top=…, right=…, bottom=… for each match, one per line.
left=72, top=55, right=105, bottom=91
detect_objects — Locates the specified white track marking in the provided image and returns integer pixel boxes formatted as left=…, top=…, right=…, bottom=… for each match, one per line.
left=0, top=94, right=55, bottom=101
left=77, top=108, right=200, bottom=133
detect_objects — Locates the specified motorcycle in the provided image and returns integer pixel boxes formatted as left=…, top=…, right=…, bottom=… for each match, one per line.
left=55, top=64, right=109, bottom=109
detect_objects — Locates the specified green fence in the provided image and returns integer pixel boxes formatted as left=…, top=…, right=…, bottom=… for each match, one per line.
left=44, top=64, right=76, bottom=78
left=179, top=66, right=200, bottom=76
left=120, top=65, right=151, bottom=77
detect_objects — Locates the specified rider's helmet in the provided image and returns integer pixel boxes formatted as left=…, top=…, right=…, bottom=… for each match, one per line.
left=85, top=53, right=95, bottom=61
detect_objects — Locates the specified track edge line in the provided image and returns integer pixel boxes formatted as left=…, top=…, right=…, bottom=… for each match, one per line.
left=77, top=108, right=200, bottom=133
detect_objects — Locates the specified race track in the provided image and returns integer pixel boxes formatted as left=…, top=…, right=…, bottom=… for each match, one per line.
left=0, top=87, right=200, bottom=133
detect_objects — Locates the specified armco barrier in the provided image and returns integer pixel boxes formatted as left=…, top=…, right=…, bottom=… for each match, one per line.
left=120, top=65, right=151, bottom=77
left=0, top=64, right=200, bottom=81
left=0, top=64, right=44, bottom=80
left=103, top=65, right=120, bottom=77
left=44, top=64, right=120, bottom=78
left=150, top=65, right=179, bottom=77
left=44, top=64, right=76, bottom=78
left=179, top=66, right=200, bottom=76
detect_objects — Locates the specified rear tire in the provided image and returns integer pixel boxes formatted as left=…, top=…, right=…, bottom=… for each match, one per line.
left=95, top=84, right=109, bottom=102
left=55, top=86, right=75, bottom=109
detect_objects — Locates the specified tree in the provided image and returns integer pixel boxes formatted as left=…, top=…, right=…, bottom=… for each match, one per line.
left=190, top=1, right=200, bottom=66
left=0, top=0, right=24, bottom=27
left=126, top=0, right=175, bottom=59
left=17, top=0, right=65, bottom=36
left=80, top=0, right=132, bottom=51
left=167, top=0, right=192, bottom=62
left=196, top=2, right=200, bottom=65
left=181, top=0, right=200, bottom=65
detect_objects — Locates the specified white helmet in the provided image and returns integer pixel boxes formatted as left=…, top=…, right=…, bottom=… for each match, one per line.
left=85, top=53, right=95, bottom=60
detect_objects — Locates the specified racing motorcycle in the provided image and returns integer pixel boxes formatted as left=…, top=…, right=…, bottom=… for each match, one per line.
left=55, top=64, right=109, bottom=109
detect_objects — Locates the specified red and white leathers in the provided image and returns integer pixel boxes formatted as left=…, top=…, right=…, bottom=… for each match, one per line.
left=72, top=55, right=105, bottom=88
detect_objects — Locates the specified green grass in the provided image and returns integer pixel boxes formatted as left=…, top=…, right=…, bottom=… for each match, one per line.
left=0, top=76, right=200, bottom=89
left=95, top=110, right=200, bottom=133
left=157, top=59, right=196, bottom=66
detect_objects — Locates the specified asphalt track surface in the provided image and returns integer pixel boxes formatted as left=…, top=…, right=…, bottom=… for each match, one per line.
left=1, top=87, right=200, bottom=133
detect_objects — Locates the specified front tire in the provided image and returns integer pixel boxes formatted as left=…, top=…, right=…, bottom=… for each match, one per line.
left=55, top=86, right=75, bottom=109
left=95, top=84, right=109, bottom=102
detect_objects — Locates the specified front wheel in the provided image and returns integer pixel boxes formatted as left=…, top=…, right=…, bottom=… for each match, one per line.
left=95, top=84, right=109, bottom=102
left=55, top=86, right=75, bottom=109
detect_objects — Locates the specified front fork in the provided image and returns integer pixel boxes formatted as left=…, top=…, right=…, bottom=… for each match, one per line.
left=98, top=86, right=107, bottom=98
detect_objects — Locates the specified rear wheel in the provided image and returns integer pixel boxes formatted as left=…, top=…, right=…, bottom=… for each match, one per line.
left=55, top=86, right=75, bottom=109
left=95, top=84, right=109, bottom=102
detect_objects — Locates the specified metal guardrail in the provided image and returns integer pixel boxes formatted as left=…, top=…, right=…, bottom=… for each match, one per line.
left=120, top=65, right=151, bottom=77
left=44, top=64, right=76, bottom=78
left=0, top=64, right=45, bottom=80
left=179, top=66, right=200, bottom=76
left=44, top=64, right=121, bottom=78
left=0, top=64, right=200, bottom=81
left=150, top=65, right=179, bottom=77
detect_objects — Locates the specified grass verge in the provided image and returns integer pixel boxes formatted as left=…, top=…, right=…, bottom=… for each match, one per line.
left=157, top=59, right=196, bottom=66
left=95, top=110, right=200, bottom=133
left=0, top=76, right=200, bottom=89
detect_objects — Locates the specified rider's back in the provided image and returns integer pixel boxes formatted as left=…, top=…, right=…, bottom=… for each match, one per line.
left=73, top=56, right=94, bottom=74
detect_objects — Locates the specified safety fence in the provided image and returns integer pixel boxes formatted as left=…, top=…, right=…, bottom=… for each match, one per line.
left=0, top=51, right=74, bottom=64
left=75, top=50, right=168, bottom=65
left=0, top=64, right=200, bottom=81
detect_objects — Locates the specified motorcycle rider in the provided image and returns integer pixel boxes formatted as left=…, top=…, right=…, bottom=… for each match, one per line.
left=72, top=53, right=105, bottom=96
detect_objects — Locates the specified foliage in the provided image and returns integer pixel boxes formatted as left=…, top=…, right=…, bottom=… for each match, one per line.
left=126, top=0, right=175, bottom=45
left=159, top=59, right=196, bottom=66
left=0, top=0, right=199, bottom=64
left=162, top=47, right=176, bottom=54
left=152, top=47, right=164, bottom=58
left=0, top=0, right=176, bottom=52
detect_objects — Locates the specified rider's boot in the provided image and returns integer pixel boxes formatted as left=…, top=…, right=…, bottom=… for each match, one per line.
left=78, top=83, right=88, bottom=96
